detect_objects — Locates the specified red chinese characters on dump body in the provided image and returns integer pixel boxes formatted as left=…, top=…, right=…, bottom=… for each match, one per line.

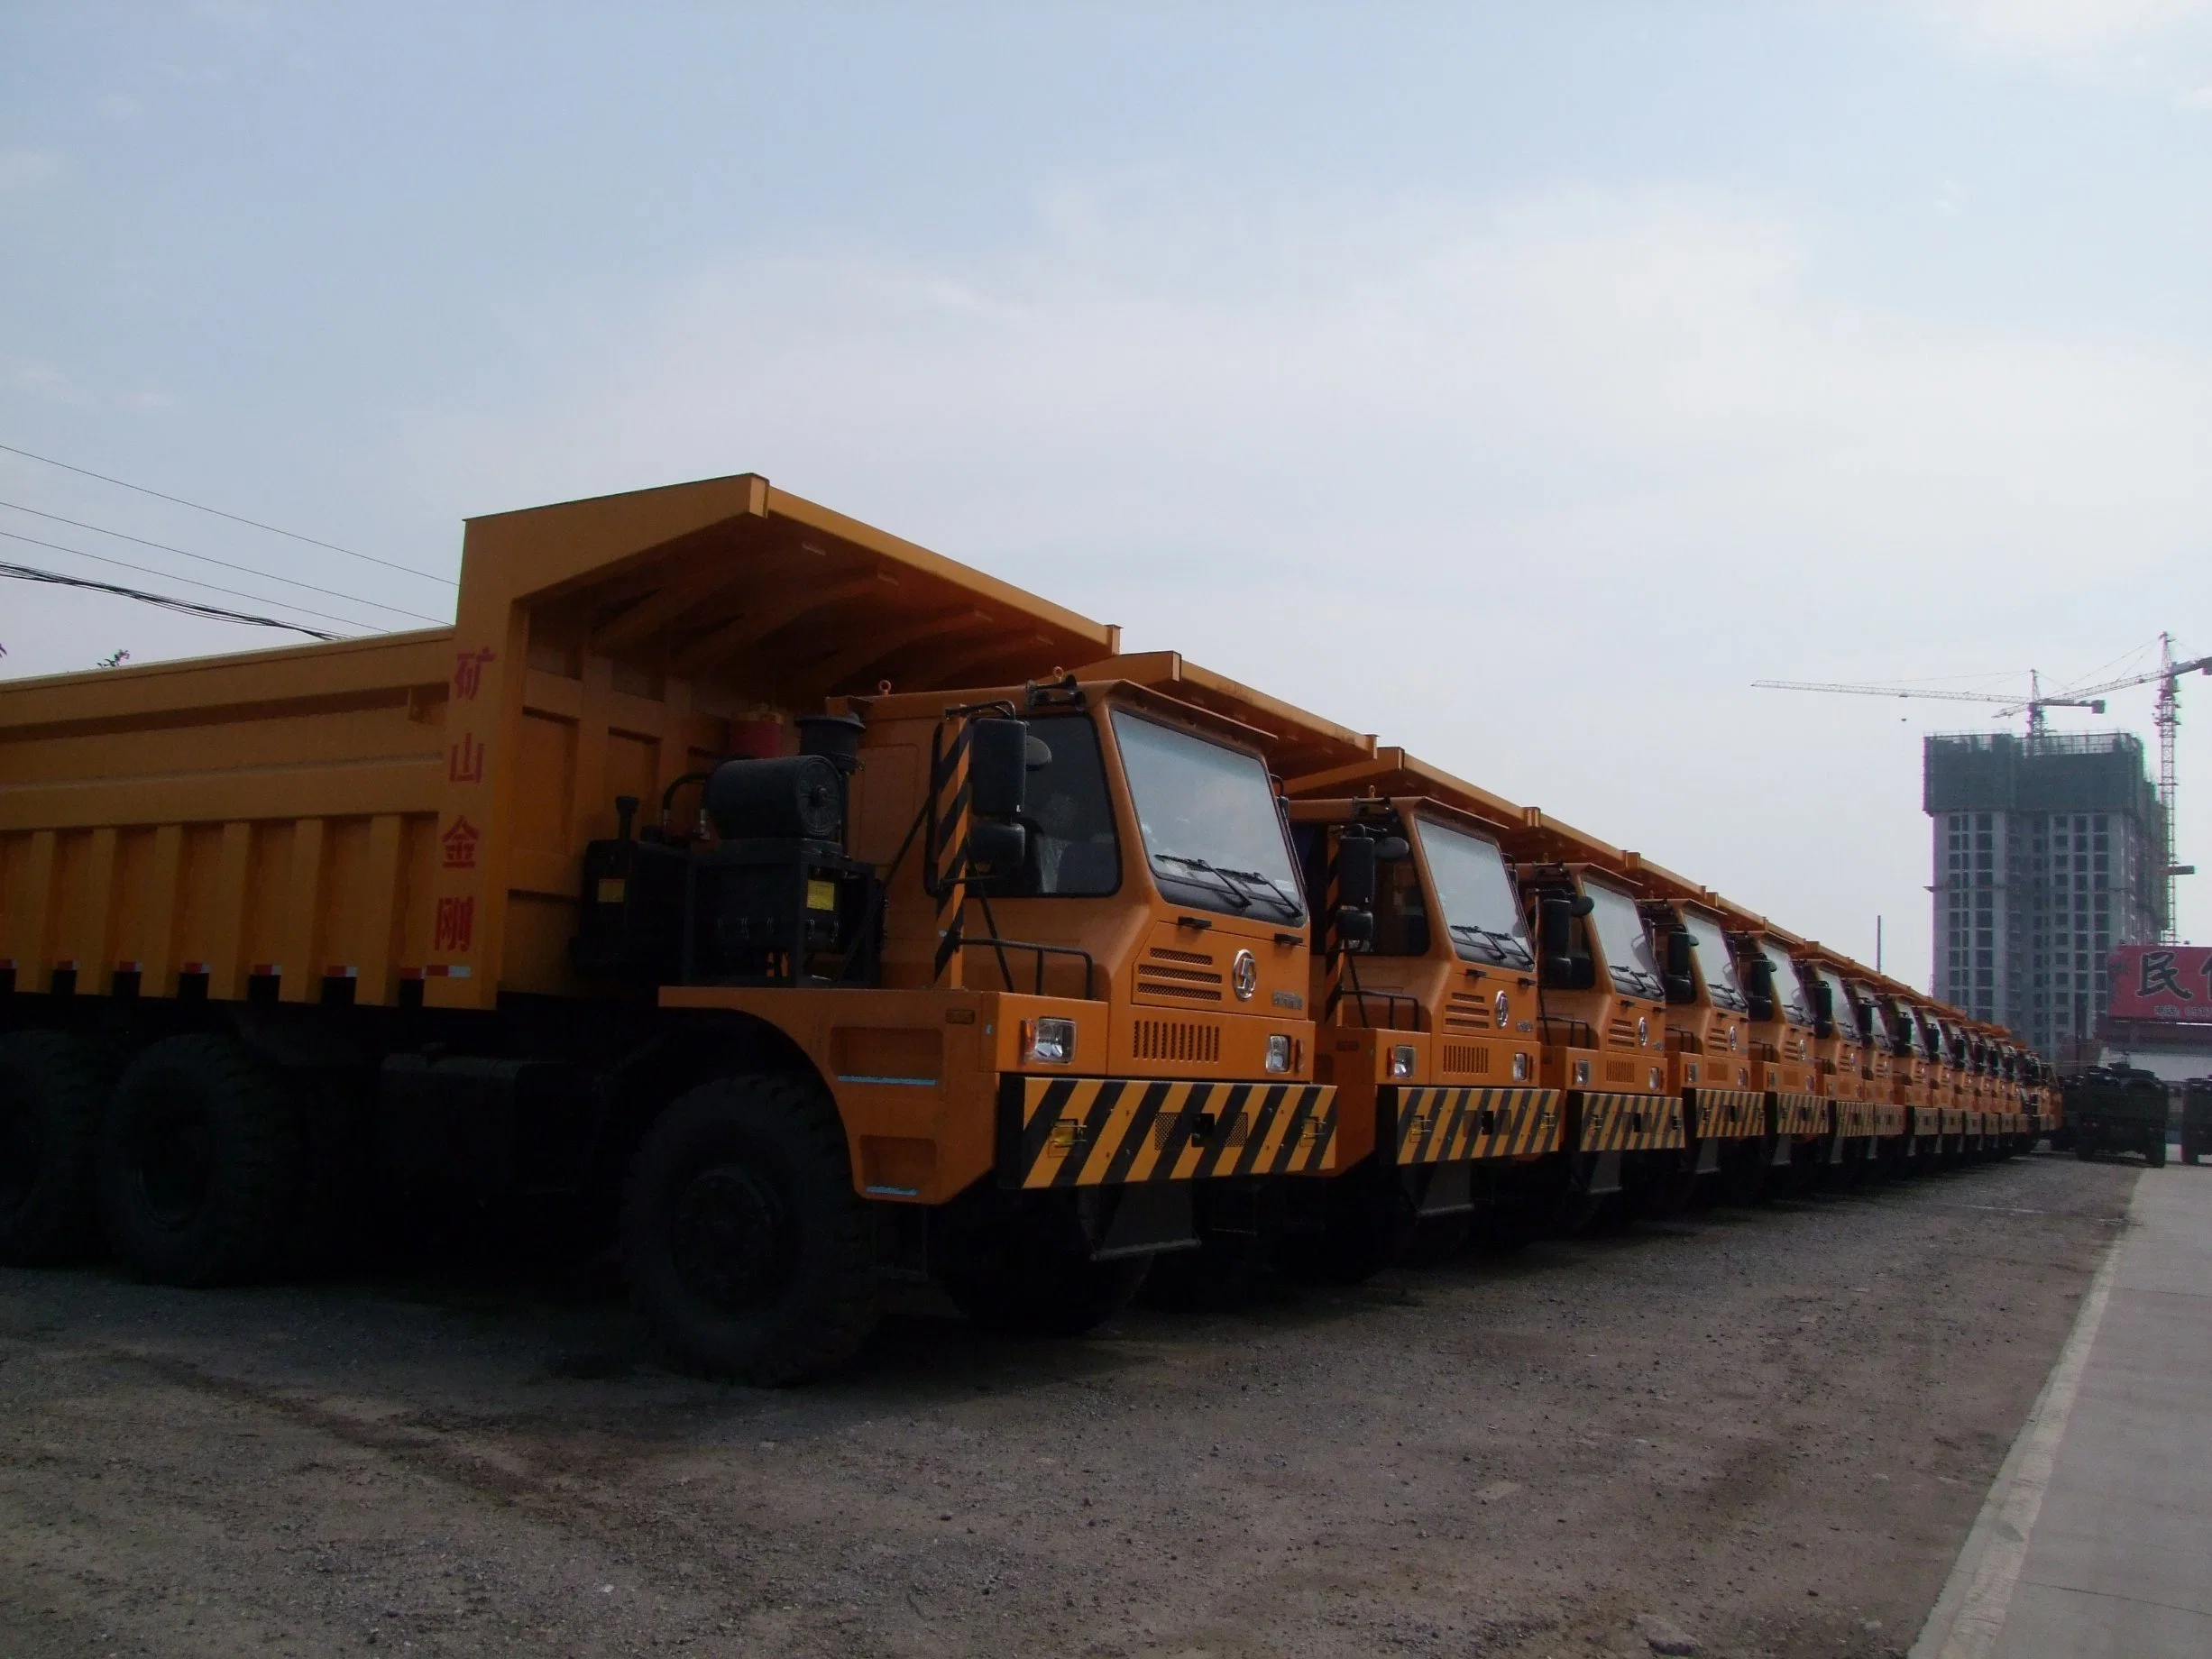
left=448, top=733, right=486, bottom=784
left=2107, top=945, right=2212, bottom=1022
left=452, top=648, right=495, bottom=701
left=440, top=816, right=480, bottom=870
left=435, top=895, right=475, bottom=955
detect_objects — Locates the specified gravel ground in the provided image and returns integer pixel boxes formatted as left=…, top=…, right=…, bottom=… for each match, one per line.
left=0, top=1152, right=2138, bottom=1659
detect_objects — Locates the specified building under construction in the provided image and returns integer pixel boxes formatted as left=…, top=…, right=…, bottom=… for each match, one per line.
left=1925, top=731, right=2166, bottom=1055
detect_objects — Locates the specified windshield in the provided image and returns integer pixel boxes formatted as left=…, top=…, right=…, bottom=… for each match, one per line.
left=1583, top=879, right=1663, bottom=999
left=1111, top=710, right=1303, bottom=923
left=1684, top=911, right=1744, bottom=1010
left=1760, top=941, right=1813, bottom=1026
left=1417, top=818, right=1532, bottom=967
left=1822, top=972, right=1860, bottom=1044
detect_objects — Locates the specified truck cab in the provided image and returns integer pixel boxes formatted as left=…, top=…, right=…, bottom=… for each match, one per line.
left=1729, top=929, right=1827, bottom=1187
left=1638, top=898, right=1764, bottom=1196
left=1519, top=863, right=1684, bottom=1216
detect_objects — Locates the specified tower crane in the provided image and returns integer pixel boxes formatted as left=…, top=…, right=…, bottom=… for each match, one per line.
left=1756, top=637, right=2212, bottom=943
left=1750, top=668, right=2105, bottom=735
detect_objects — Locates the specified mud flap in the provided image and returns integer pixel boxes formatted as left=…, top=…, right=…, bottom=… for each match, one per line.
left=1404, top=1158, right=1473, bottom=1219
left=1080, top=1181, right=1198, bottom=1261
left=1586, top=1149, right=1624, bottom=1197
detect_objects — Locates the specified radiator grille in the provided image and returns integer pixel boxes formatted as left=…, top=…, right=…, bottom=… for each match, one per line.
left=1604, top=1059, right=1637, bottom=1084
left=1443, top=992, right=1491, bottom=1031
left=1137, top=948, right=1225, bottom=1004
left=1441, top=1042, right=1491, bottom=1075
left=1133, top=1019, right=1223, bottom=1064
left=1607, top=1018, right=1638, bottom=1047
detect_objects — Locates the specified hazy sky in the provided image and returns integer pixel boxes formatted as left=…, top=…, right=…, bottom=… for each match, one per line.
left=4, top=1, right=2209, bottom=983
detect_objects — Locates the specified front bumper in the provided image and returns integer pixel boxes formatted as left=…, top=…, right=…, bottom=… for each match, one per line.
left=1391, top=1086, right=1563, bottom=1164
left=1002, top=1076, right=1335, bottom=1188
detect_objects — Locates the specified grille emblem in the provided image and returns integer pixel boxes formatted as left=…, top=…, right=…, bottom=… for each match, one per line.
left=1230, top=949, right=1258, bottom=1000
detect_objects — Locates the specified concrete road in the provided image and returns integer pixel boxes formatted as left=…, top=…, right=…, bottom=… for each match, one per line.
left=0, top=1154, right=2134, bottom=1659
left=1914, top=1159, right=2209, bottom=1659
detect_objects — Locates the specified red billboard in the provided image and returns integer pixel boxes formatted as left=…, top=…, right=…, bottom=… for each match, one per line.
left=2107, top=945, right=2212, bottom=1022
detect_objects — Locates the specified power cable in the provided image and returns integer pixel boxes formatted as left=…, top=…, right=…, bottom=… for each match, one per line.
left=0, top=561, right=339, bottom=639
left=0, top=439, right=456, bottom=586
left=0, top=526, right=372, bottom=634
left=0, top=498, right=446, bottom=625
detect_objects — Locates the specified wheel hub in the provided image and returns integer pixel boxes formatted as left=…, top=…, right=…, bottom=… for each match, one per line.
left=671, top=1159, right=796, bottom=1314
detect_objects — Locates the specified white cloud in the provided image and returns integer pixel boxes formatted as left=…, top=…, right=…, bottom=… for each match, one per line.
left=1902, top=0, right=2212, bottom=69
left=0, top=150, right=64, bottom=194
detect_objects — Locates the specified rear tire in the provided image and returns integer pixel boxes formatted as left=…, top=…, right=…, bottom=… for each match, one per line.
left=2074, top=1137, right=2097, bottom=1162
left=2146, top=1135, right=2168, bottom=1169
left=622, top=1073, right=877, bottom=1385
left=0, top=1031, right=108, bottom=1265
left=101, top=1035, right=300, bottom=1286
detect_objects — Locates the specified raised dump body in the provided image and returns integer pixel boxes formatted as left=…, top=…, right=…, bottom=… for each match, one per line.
left=0, top=473, right=1336, bottom=1380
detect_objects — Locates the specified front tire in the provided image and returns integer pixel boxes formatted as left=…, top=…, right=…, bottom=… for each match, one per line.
left=0, top=1031, right=108, bottom=1265
left=101, top=1035, right=300, bottom=1285
left=622, top=1074, right=877, bottom=1386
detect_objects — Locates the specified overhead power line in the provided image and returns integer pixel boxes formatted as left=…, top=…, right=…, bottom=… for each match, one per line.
left=0, top=526, right=371, bottom=634
left=0, top=560, right=340, bottom=639
left=0, top=498, right=446, bottom=626
left=0, top=439, right=457, bottom=587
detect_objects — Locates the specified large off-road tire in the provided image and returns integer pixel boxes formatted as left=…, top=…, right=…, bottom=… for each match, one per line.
left=0, top=1031, right=108, bottom=1265
left=101, top=1034, right=300, bottom=1286
left=2145, top=1134, right=2168, bottom=1169
left=622, top=1074, right=877, bottom=1386
left=2074, top=1137, right=2097, bottom=1162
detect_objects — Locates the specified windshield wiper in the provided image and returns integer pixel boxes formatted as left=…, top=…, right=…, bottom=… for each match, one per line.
left=1214, top=866, right=1305, bottom=916
left=1448, top=921, right=1533, bottom=966
left=1152, top=853, right=1253, bottom=910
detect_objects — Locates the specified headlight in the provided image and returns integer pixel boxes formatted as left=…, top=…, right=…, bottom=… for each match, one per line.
left=1573, top=1059, right=1592, bottom=1086
left=1265, top=1033, right=1293, bottom=1074
left=1511, top=1051, right=1531, bottom=1082
left=1389, top=1044, right=1417, bottom=1079
left=1685, top=1061, right=1699, bottom=1085
left=1024, top=1017, right=1076, bottom=1065
left=1649, top=1066, right=1663, bottom=1089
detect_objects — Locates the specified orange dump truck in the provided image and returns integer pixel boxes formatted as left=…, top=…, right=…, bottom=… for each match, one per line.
left=0, top=473, right=1336, bottom=1381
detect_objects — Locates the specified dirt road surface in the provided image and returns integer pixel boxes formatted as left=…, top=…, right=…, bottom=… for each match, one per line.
left=0, top=1154, right=2137, bottom=1659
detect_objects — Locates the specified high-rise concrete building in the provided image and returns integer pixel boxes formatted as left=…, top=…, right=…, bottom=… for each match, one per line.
left=1924, top=731, right=2166, bottom=1056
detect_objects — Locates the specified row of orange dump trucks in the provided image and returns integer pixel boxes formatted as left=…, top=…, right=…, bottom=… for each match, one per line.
left=0, top=474, right=2060, bottom=1380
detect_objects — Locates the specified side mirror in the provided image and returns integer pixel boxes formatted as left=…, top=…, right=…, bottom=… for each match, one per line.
left=1335, top=835, right=1379, bottom=912
left=1335, top=907, right=1377, bottom=945
left=1375, top=835, right=1410, bottom=862
left=968, top=819, right=1028, bottom=877
left=1664, top=930, right=1693, bottom=977
left=968, top=719, right=1031, bottom=819
left=1569, top=893, right=1594, bottom=918
left=1813, top=982, right=1836, bottom=1039
left=1537, top=895, right=1573, bottom=955
left=1664, top=973, right=1695, bottom=1004
left=1542, top=953, right=1578, bottom=987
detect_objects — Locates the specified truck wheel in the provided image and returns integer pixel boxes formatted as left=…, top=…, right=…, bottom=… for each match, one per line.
left=101, top=1035, right=300, bottom=1286
left=1141, top=1231, right=1263, bottom=1312
left=2146, top=1135, right=2168, bottom=1169
left=622, top=1074, right=876, bottom=1386
left=2074, top=1138, right=2097, bottom=1162
left=1273, top=1158, right=1412, bottom=1284
left=0, top=1031, right=107, bottom=1265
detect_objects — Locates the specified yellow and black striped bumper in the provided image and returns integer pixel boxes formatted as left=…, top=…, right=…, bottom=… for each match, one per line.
left=1909, top=1106, right=1945, bottom=1138
left=1002, top=1077, right=1335, bottom=1189
left=1773, top=1091, right=1826, bottom=1138
left=1830, top=1099, right=1879, bottom=1139
left=1391, top=1086, right=1563, bottom=1164
left=1571, top=1090, right=1685, bottom=1153
left=1688, top=1086, right=1766, bottom=1141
